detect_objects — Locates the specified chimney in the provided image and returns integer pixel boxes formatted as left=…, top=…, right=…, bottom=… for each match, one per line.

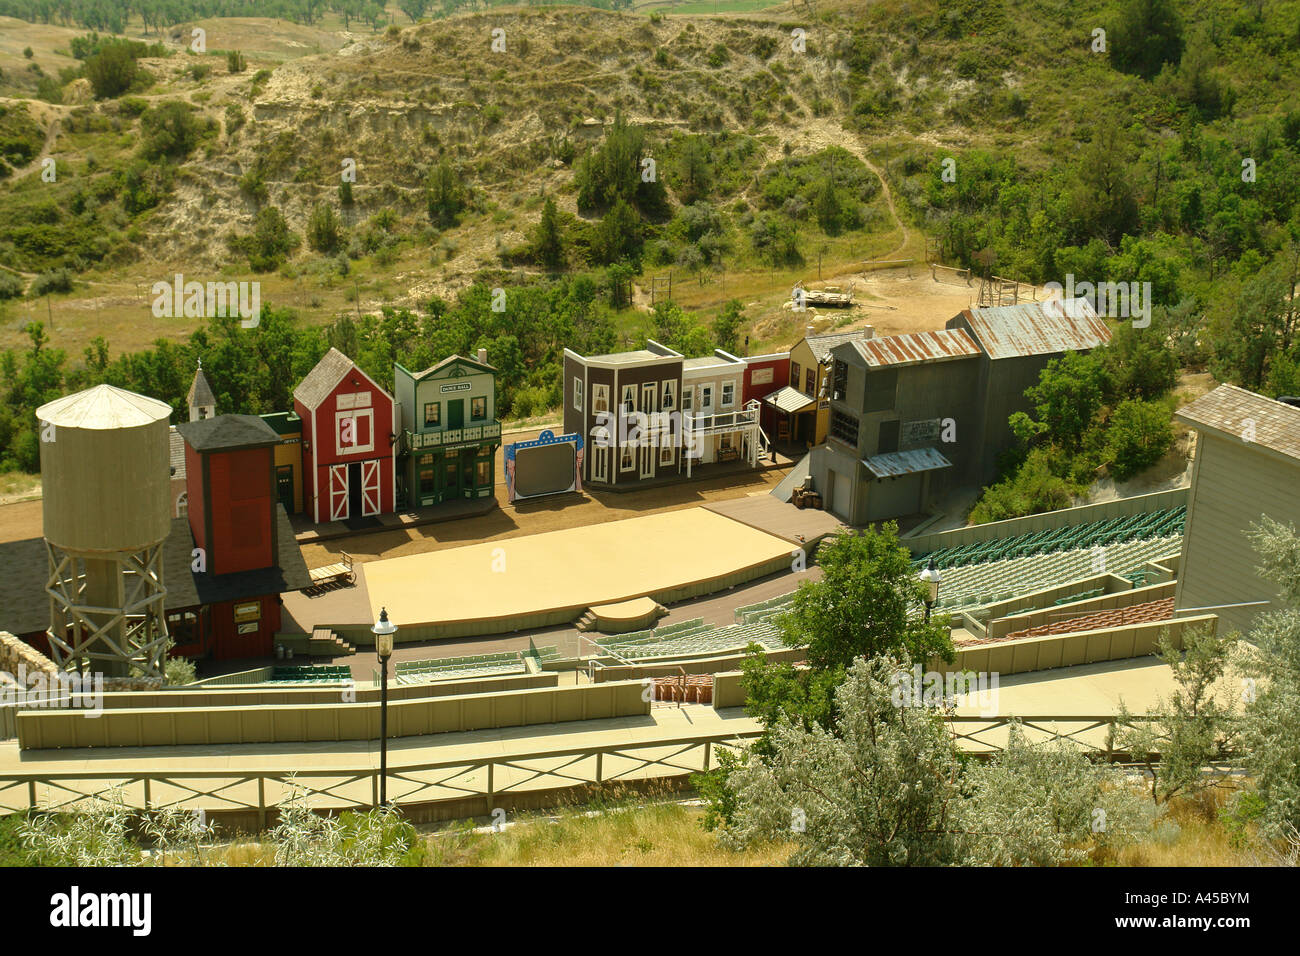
left=477, top=348, right=488, bottom=365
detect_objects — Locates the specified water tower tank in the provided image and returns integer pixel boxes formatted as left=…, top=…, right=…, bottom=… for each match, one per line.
left=36, top=385, right=173, bottom=554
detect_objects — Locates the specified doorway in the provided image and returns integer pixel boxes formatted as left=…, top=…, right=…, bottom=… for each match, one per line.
left=276, top=465, right=295, bottom=513
left=448, top=398, right=464, bottom=430
left=347, top=462, right=362, bottom=518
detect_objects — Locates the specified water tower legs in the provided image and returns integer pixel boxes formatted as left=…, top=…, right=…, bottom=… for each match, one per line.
left=44, top=541, right=169, bottom=679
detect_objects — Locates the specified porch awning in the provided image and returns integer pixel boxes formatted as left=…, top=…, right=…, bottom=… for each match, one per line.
left=862, top=447, right=953, bottom=478
left=762, top=386, right=817, bottom=415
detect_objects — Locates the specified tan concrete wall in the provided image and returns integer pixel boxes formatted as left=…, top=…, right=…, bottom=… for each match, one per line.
left=986, top=580, right=1178, bottom=640
left=1175, top=433, right=1300, bottom=635
left=89, top=671, right=558, bottom=710
left=713, top=670, right=747, bottom=708
left=17, top=679, right=647, bottom=750
left=931, top=614, right=1218, bottom=676
left=593, top=646, right=804, bottom=682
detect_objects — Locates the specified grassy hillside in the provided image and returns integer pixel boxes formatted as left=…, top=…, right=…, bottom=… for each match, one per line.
left=0, top=0, right=1297, bottom=481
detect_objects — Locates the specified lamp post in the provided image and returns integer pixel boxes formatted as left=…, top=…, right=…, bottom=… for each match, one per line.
left=919, top=558, right=941, bottom=623
left=371, top=607, right=397, bottom=807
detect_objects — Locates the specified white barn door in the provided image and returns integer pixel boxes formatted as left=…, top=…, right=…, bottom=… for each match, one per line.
left=328, top=464, right=349, bottom=521
left=361, top=460, right=381, bottom=516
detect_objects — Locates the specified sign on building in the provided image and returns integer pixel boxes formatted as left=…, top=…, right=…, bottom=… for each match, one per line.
left=900, top=418, right=942, bottom=449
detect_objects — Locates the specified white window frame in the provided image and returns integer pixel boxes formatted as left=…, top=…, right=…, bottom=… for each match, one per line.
left=335, top=407, right=375, bottom=455
left=620, top=444, right=635, bottom=473
left=621, top=383, right=636, bottom=413
left=573, top=376, right=584, bottom=413
left=662, top=379, right=676, bottom=411
left=592, top=383, right=609, bottom=414
left=721, top=380, right=735, bottom=408
left=701, top=385, right=713, bottom=410
left=681, top=386, right=694, bottom=412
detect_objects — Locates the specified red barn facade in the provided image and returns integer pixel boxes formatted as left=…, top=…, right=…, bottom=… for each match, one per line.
left=733, top=350, right=791, bottom=439
left=293, top=348, right=398, bottom=524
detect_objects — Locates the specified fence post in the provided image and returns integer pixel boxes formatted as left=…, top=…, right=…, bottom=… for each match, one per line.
left=28, top=780, right=36, bottom=810
left=258, top=777, right=267, bottom=830
left=595, top=750, right=603, bottom=784
left=142, top=778, right=151, bottom=811
left=703, top=740, right=712, bottom=770
left=486, top=762, right=494, bottom=797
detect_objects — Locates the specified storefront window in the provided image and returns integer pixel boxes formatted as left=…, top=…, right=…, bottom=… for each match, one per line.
left=476, top=459, right=490, bottom=486
left=472, top=396, right=486, bottom=420
left=424, top=402, right=440, bottom=427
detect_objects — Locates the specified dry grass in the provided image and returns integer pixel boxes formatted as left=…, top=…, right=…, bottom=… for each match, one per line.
left=1112, top=785, right=1255, bottom=868
left=423, top=800, right=791, bottom=867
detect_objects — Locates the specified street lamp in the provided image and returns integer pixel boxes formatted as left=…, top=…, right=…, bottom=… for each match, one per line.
left=919, top=558, right=941, bottom=623
left=371, top=607, right=397, bottom=807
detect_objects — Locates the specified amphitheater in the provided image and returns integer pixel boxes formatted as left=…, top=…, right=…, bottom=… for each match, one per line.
left=0, top=488, right=1211, bottom=826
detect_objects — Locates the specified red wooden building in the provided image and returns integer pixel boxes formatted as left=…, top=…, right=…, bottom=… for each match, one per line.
left=171, top=414, right=311, bottom=660
left=731, top=350, right=791, bottom=440
left=294, top=348, right=398, bottom=524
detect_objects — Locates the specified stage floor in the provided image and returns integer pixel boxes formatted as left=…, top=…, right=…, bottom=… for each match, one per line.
left=355, top=508, right=795, bottom=636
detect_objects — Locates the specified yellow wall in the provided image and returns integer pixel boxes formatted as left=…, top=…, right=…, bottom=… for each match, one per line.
left=788, top=340, right=831, bottom=444
left=271, top=431, right=303, bottom=513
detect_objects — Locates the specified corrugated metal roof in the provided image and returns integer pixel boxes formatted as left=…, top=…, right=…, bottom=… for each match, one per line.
left=762, top=386, right=818, bottom=414
left=1175, top=384, right=1300, bottom=463
left=863, top=447, right=953, bottom=478
left=850, top=329, right=980, bottom=368
left=804, top=328, right=874, bottom=363
left=957, top=297, right=1110, bottom=360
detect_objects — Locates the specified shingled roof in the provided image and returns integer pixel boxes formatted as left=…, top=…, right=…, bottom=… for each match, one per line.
left=187, top=366, right=216, bottom=409
left=293, top=347, right=356, bottom=410
left=1175, top=384, right=1300, bottom=465
left=0, top=508, right=310, bottom=638
left=803, top=328, right=874, bottom=364
left=176, top=414, right=279, bottom=453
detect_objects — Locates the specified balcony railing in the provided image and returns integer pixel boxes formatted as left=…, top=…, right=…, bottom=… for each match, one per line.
left=684, top=400, right=761, bottom=435
left=406, top=421, right=501, bottom=451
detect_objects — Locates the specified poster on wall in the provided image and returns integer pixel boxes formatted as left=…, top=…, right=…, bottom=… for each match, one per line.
left=504, top=430, right=585, bottom=503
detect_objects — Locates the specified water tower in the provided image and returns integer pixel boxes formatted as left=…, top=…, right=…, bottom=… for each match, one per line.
left=36, top=385, right=173, bottom=678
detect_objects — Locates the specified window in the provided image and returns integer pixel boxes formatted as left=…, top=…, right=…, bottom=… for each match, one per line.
left=660, top=444, right=674, bottom=465
left=681, top=386, right=694, bottom=412
left=620, top=446, right=634, bottom=472
left=830, top=408, right=860, bottom=446
left=336, top=408, right=374, bottom=454
left=476, top=459, right=491, bottom=486
left=805, top=367, right=816, bottom=395
left=621, top=384, right=636, bottom=413
left=878, top=419, right=901, bottom=455
left=662, top=380, right=676, bottom=411
left=423, top=402, right=440, bottom=427
left=721, top=381, right=735, bottom=408
left=471, top=396, right=486, bottom=421
left=701, top=385, right=713, bottom=408
left=791, top=361, right=801, bottom=390
left=419, top=467, right=436, bottom=495
left=832, top=359, right=848, bottom=401
left=573, top=376, right=584, bottom=413
left=865, top=368, right=899, bottom=413
left=593, top=384, right=609, bottom=414
left=720, top=433, right=733, bottom=449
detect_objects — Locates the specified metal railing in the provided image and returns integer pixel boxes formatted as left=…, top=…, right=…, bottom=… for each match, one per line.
left=406, top=421, right=502, bottom=451
left=0, top=730, right=764, bottom=820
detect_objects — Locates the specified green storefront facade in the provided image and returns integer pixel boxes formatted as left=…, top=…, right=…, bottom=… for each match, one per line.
left=394, top=355, right=501, bottom=508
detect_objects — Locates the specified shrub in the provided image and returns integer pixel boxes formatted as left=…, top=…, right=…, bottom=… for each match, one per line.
left=139, top=101, right=204, bottom=161
left=307, top=202, right=343, bottom=254
left=84, top=42, right=137, bottom=99
left=29, top=269, right=74, bottom=297
left=227, top=50, right=247, bottom=73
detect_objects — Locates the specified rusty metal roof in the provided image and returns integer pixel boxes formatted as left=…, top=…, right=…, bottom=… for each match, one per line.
left=1175, top=384, right=1300, bottom=463
left=863, top=447, right=953, bottom=478
left=848, top=328, right=981, bottom=368
left=955, top=297, right=1110, bottom=360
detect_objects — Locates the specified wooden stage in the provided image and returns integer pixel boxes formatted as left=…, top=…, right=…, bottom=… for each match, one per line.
left=702, top=494, right=843, bottom=549
left=310, top=508, right=798, bottom=643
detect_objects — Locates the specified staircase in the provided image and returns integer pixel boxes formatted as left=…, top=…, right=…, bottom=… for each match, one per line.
left=278, top=628, right=357, bottom=657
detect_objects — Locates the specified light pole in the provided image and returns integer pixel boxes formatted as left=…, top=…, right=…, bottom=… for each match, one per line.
left=371, top=607, right=396, bottom=807
left=919, top=558, right=941, bottom=623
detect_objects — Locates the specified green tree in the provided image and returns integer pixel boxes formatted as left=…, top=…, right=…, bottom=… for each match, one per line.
left=1109, top=0, right=1183, bottom=79
left=533, top=197, right=564, bottom=271
left=592, top=198, right=643, bottom=266
left=1115, top=624, right=1237, bottom=806
left=425, top=160, right=465, bottom=228
left=814, top=175, right=842, bottom=234
left=139, top=101, right=204, bottom=161
left=777, top=524, right=955, bottom=672
left=1022, top=351, right=1109, bottom=452
left=722, top=655, right=965, bottom=865
left=712, top=299, right=743, bottom=354
left=84, top=42, right=137, bottom=99
left=307, top=202, right=343, bottom=254
left=1107, top=398, right=1174, bottom=481
left=231, top=206, right=300, bottom=272
left=674, top=135, right=712, bottom=205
